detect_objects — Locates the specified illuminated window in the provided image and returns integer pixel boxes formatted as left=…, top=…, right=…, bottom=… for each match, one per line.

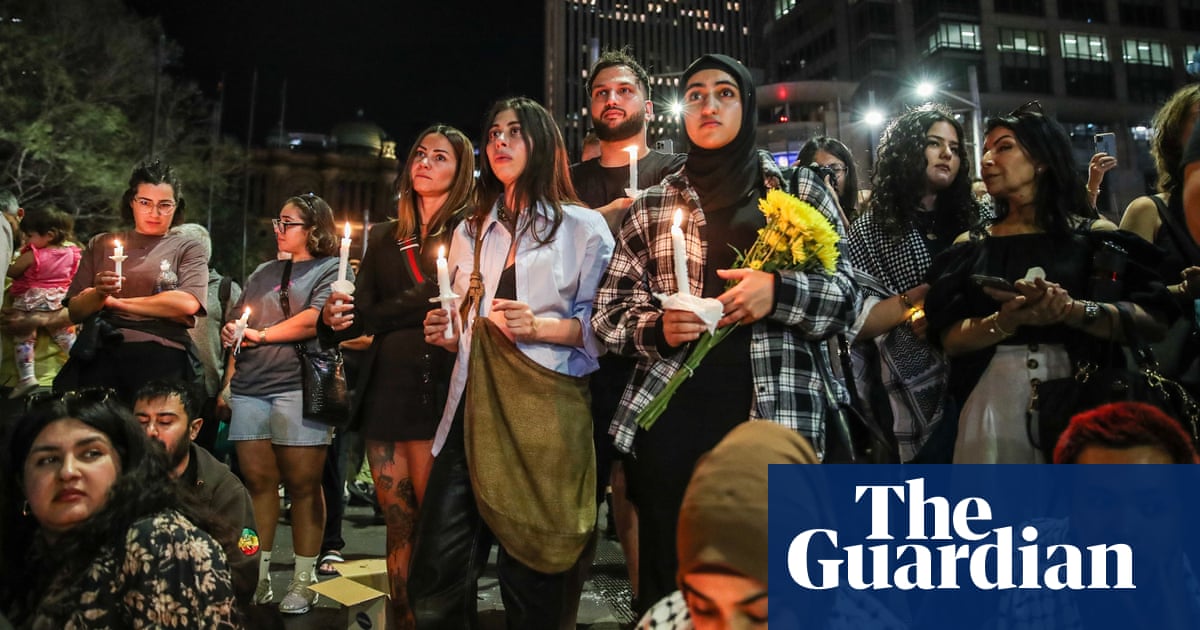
left=1060, top=32, right=1108, bottom=61
left=997, top=28, right=1044, bottom=54
left=927, top=22, right=981, bottom=53
left=1122, top=39, right=1169, bottom=67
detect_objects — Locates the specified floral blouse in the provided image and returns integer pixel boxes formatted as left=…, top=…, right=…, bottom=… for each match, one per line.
left=29, top=510, right=237, bottom=629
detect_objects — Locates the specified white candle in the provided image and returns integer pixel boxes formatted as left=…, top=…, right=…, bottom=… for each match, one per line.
left=671, top=209, right=690, bottom=296
left=338, top=222, right=352, bottom=283
left=436, top=246, right=454, bottom=338
left=110, top=239, right=126, bottom=290
left=625, top=145, right=639, bottom=195
left=232, top=307, right=250, bottom=355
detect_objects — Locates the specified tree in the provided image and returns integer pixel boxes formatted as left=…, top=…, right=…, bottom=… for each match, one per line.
left=0, top=0, right=242, bottom=250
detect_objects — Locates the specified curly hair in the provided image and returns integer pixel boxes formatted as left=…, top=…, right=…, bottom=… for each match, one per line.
left=984, top=105, right=1095, bottom=235
left=0, top=394, right=180, bottom=620
left=119, top=159, right=187, bottom=228
left=1053, top=401, right=1199, bottom=464
left=283, top=193, right=338, bottom=257
left=1150, top=84, right=1200, bottom=195
left=867, top=103, right=978, bottom=239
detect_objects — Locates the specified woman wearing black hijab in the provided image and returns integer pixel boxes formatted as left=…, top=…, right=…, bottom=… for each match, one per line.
left=593, top=54, right=860, bottom=607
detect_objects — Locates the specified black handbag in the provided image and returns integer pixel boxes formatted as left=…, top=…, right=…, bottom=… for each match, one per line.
left=280, top=260, right=350, bottom=428
left=1027, top=303, right=1200, bottom=460
left=822, top=335, right=900, bottom=464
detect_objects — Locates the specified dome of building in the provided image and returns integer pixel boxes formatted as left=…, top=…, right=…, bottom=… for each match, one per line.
left=332, top=110, right=388, bottom=156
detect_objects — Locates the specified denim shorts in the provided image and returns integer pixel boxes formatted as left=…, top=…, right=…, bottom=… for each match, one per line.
left=229, top=390, right=334, bottom=446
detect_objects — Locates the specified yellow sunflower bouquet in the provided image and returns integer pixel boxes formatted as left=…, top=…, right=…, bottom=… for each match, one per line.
left=636, top=189, right=841, bottom=430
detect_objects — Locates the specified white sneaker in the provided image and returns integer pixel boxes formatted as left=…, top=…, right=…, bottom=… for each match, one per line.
left=8, top=377, right=39, bottom=400
left=253, top=579, right=273, bottom=605
left=278, top=576, right=318, bottom=614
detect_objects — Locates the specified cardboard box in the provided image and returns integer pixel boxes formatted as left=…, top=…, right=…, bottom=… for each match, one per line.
left=309, top=558, right=390, bottom=630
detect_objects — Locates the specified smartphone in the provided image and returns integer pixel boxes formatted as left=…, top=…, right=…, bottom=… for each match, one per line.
left=1094, top=132, right=1117, bottom=158
left=970, top=274, right=1016, bottom=292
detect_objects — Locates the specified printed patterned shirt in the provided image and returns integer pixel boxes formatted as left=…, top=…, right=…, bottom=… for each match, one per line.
left=29, top=510, right=238, bottom=630
left=591, top=164, right=860, bottom=456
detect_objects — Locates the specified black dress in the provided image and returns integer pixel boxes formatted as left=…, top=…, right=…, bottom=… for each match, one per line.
left=317, top=220, right=455, bottom=442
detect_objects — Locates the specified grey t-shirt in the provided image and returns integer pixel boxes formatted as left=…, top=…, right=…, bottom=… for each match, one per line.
left=229, top=257, right=342, bottom=396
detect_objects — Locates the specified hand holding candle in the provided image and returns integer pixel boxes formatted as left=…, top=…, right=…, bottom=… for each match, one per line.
left=432, top=245, right=459, bottom=339
left=109, top=239, right=127, bottom=292
left=624, top=145, right=640, bottom=198
left=231, top=307, right=250, bottom=355
left=671, top=209, right=690, bottom=296
left=330, top=221, right=356, bottom=302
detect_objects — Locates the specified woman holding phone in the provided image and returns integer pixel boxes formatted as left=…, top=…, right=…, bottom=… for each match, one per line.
left=924, top=102, right=1169, bottom=464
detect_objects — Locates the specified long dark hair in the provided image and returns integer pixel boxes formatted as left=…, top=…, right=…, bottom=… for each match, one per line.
left=394, top=124, right=476, bottom=242
left=985, top=103, right=1095, bottom=235
left=475, top=96, right=580, bottom=246
left=868, top=103, right=978, bottom=239
left=0, top=394, right=178, bottom=620
left=796, top=136, right=860, bottom=217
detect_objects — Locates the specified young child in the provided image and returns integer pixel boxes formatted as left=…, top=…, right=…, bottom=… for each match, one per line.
left=6, top=207, right=81, bottom=398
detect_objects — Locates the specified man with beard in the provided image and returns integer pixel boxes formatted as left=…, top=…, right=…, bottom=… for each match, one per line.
left=569, top=49, right=685, bottom=619
left=572, top=49, right=686, bottom=234
left=134, top=380, right=259, bottom=612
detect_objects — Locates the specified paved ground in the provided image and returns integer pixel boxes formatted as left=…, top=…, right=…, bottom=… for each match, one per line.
left=259, top=502, right=637, bottom=629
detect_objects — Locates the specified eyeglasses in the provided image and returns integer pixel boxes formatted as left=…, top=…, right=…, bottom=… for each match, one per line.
left=1010, top=100, right=1044, bottom=117
left=25, top=387, right=118, bottom=413
left=822, top=164, right=848, bottom=174
left=272, top=219, right=308, bottom=233
left=133, top=197, right=177, bottom=215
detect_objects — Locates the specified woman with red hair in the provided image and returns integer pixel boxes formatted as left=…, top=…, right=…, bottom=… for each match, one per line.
left=1053, top=401, right=1199, bottom=464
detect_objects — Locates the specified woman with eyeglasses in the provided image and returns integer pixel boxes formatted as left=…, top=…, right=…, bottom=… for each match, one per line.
left=793, top=135, right=861, bottom=222
left=218, top=193, right=345, bottom=614
left=923, top=102, right=1170, bottom=464
left=58, top=160, right=209, bottom=402
left=415, top=97, right=613, bottom=628
left=0, top=391, right=237, bottom=627
left=318, top=124, right=475, bottom=625
left=845, top=104, right=984, bottom=463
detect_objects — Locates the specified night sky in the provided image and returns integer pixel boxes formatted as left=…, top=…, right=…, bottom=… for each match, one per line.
left=126, top=0, right=545, bottom=150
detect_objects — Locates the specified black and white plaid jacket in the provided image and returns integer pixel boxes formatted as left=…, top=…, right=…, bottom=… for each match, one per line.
left=591, top=163, right=861, bottom=456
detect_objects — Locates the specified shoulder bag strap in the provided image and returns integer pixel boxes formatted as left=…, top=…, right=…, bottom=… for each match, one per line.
left=459, top=219, right=487, bottom=324
left=277, top=260, right=307, bottom=358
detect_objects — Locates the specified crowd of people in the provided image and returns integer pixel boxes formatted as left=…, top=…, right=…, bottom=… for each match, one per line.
left=1, top=48, right=1199, bottom=629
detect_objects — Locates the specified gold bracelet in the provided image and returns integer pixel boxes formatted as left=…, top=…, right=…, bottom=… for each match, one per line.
left=1086, top=185, right=1099, bottom=195
left=986, top=313, right=1014, bottom=337
left=260, top=326, right=269, bottom=344
left=898, top=293, right=915, bottom=310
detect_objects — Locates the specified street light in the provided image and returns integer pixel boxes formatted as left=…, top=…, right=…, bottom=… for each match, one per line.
left=914, top=66, right=983, bottom=178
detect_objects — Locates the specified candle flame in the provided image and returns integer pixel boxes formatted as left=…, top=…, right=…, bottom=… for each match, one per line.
left=438, top=245, right=446, bottom=258
left=625, top=145, right=638, bottom=157
left=114, top=239, right=121, bottom=248
left=673, top=208, right=683, bottom=228
left=343, top=222, right=351, bottom=238
left=242, top=306, right=251, bottom=318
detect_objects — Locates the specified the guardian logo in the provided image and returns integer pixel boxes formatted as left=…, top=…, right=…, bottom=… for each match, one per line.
left=787, top=478, right=1135, bottom=591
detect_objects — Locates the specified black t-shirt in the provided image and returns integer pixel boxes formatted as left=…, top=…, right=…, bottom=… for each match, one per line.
left=571, top=150, right=686, bottom=233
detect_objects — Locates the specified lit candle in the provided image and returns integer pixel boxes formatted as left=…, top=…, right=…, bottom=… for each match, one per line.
left=671, top=209, right=690, bottom=296
left=625, top=145, right=639, bottom=196
left=436, top=246, right=454, bottom=339
left=109, top=238, right=127, bottom=290
left=338, top=222, right=352, bottom=284
left=232, top=307, right=250, bottom=355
